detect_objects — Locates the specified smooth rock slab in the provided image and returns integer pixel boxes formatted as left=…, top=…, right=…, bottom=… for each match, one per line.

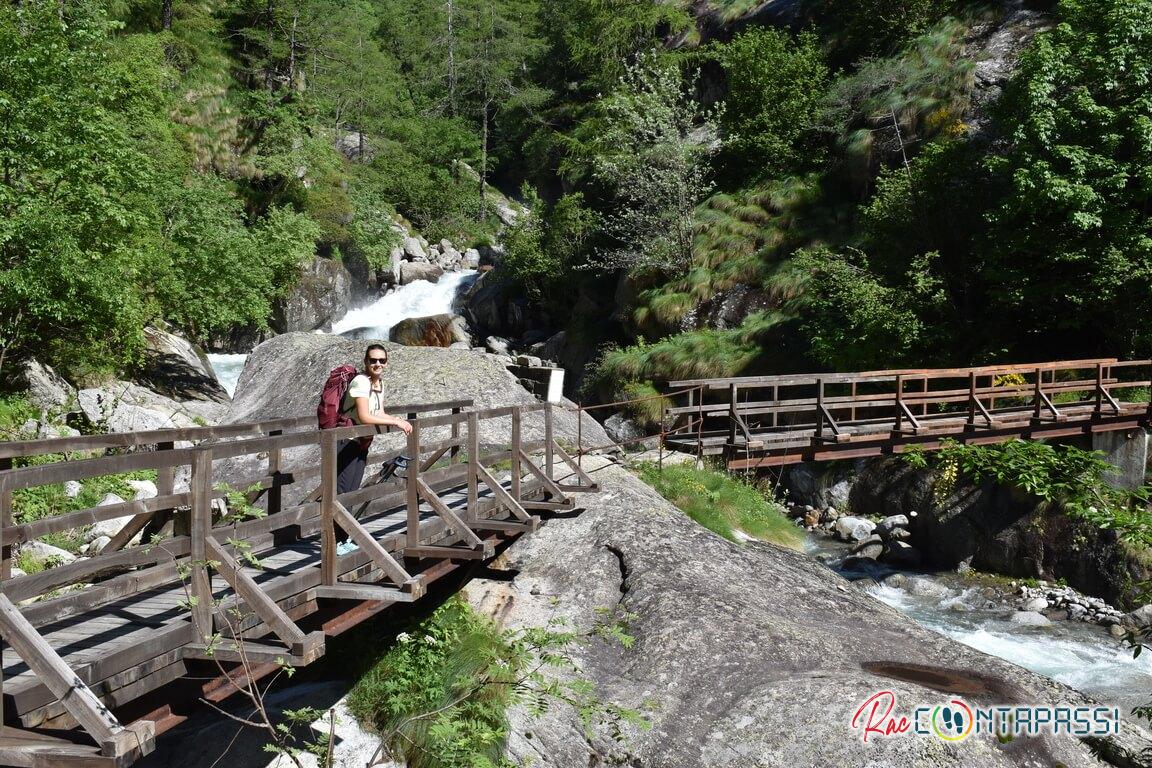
left=465, top=458, right=1150, bottom=768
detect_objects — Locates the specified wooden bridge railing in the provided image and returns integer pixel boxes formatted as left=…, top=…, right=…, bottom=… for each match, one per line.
left=0, top=398, right=597, bottom=765
left=666, top=358, right=1152, bottom=462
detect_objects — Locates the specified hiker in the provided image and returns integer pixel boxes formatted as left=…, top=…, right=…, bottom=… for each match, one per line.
left=336, top=344, right=412, bottom=496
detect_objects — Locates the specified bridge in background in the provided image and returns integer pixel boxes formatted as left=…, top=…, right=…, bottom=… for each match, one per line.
left=664, top=359, right=1152, bottom=470
left=0, top=400, right=596, bottom=766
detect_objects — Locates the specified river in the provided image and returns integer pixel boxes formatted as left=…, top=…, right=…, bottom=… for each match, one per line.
left=809, top=537, right=1152, bottom=714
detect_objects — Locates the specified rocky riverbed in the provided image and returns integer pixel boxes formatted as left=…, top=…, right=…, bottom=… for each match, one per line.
left=805, top=525, right=1152, bottom=716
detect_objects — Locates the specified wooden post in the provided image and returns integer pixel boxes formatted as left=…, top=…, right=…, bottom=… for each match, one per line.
left=267, top=429, right=283, bottom=516
left=407, top=421, right=421, bottom=543
left=894, top=374, right=903, bottom=432
left=728, top=384, right=738, bottom=454
left=1095, top=363, right=1104, bottom=416
left=968, top=371, right=977, bottom=424
left=920, top=376, right=929, bottom=417
left=576, top=401, right=583, bottom=470
left=1033, top=367, right=1043, bottom=420
left=0, top=457, right=10, bottom=582
left=467, top=412, right=479, bottom=521
left=155, top=441, right=181, bottom=540
left=0, top=592, right=129, bottom=753
left=511, top=407, right=522, bottom=501
left=189, top=449, right=214, bottom=643
left=850, top=382, right=857, bottom=423
left=450, top=407, right=461, bottom=464
left=772, top=385, right=778, bottom=428
left=319, top=430, right=338, bottom=587
left=816, top=379, right=825, bottom=440
left=544, top=402, right=554, bottom=481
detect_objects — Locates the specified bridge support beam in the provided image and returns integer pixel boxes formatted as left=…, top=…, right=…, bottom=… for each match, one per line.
left=1092, top=429, right=1148, bottom=490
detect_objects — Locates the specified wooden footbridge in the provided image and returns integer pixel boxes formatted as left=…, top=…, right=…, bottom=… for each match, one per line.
left=664, top=359, right=1152, bottom=469
left=0, top=400, right=597, bottom=766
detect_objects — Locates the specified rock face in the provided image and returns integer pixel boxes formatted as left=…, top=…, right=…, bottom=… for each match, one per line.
left=137, top=326, right=229, bottom=404
left=465, top=458, right=1148, bottom=767
left=9, top=359, right=76, bottom=412
left=77, top=380, right=229, bottom=432
left=389, top=313, right=470, bottom=348
left=849, top=456, right=1151, bottom=608
left=272, top=256, right=353, bottom=334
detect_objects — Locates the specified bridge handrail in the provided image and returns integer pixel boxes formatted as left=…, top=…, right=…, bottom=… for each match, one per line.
left=668, top=358, right=1125, bottom=389
left=0, top=399, right=476, bottom=461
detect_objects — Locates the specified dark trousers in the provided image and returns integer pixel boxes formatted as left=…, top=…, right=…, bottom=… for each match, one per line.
left=336, top=438, right=368, bottom=495
left=335, top=439, right=368, bottom=541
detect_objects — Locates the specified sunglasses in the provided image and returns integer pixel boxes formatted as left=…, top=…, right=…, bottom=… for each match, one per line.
left=367, top=358, right=387, bottom=365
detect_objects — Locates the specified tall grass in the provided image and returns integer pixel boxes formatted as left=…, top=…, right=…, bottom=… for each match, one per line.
left=636, top=462, right=804, bottom=549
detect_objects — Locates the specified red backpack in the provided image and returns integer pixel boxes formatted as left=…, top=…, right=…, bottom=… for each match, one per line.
left=317, top=364, right=359, bottom=429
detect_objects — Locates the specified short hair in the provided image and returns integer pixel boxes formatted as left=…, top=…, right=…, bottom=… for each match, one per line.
left=364, top=343, right=388, bottom=363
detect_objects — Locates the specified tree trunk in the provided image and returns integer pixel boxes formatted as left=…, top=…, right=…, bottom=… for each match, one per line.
left=162, top=0, right=172, bottom=30
left=480, top=98, right=490, bottom=221
left=445, top=0, right=457, bottom=116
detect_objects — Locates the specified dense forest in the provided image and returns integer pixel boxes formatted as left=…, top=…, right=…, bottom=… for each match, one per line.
left=2, top=0, right=1151, bottom=402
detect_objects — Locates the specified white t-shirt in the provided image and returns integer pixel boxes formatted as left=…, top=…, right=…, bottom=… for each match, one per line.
left=342, top=374, right=383, bottom=424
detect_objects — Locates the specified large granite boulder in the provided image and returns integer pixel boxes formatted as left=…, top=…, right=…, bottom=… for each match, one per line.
left=271, top=256, right=353, bottom=334
left=9, top=359, right=76, bottom=412
left=225, top=333, right=610, bottom=492
left=77, top=381, right=229, bottom=432
left=399, top=261, right=444, bottom=285
left=464, top=458, right=1150, bottom=768
left=389, top=313, right=470, bottom=348
left=136, top=326, right=229, bottom=404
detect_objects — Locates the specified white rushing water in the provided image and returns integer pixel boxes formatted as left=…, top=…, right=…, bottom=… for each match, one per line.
left=330, top=270, right=479, bottom=338
left=206, top=353, right=248, bottom=397
left=865, top=580, right=1152, bottom=712
left=207, top=270, right=479, bottom=398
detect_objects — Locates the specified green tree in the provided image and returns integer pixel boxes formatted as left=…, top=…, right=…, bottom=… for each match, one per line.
left=982, top=0, right=1152, bottom=357
left=713, top=28, right=829, bottom=180
left=807, top=0, right=958, bottom=62
left=584, top=54, right=720, bottom=275
left=0, top=0, right=159, bottom=374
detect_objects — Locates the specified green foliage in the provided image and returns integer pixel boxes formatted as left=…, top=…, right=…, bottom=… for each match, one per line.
left=712, top=28, right=829, bottom=179
left=538, top=0, right=691, bottom=93
left=590, top=311, right=783, bottom=396
left=0, top=0, right=158, bottom=373
left=821, top=18, right=974, bottom=187
left=807, top=0, right=960, bottom=61
left=501, top=188, right=597, bottom=304
left=904, top=439, right=1152, bottom=548
left=0, top=395, right=38, bottom=440
left=348, top=596, right=641, bottom=768
left=983, top=0, right=1152, bottom=357
left=580, top=53, right=720, bottom=275
left=791, top=247, right=926, bottom=370
left=13, top=464, right=158, bottom=553
left=636, top=462, right=803, bottom=549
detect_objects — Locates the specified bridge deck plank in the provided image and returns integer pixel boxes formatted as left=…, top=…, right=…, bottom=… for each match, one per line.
left=1, top=476, right=518, bottom=723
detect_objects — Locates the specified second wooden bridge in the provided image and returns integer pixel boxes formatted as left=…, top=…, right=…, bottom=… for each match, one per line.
left=0, top=399, right=597, bottom=767
left=664, top=358, right=1152, bottom=469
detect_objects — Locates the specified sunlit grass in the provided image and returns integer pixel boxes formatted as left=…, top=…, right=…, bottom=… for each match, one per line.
left=636, top=462, right=803, bottom=549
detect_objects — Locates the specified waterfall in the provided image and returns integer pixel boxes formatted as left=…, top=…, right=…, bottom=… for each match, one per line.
left=208, top=270, right=480, bottom=397
left=330, top=270, right=479, bottom=338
